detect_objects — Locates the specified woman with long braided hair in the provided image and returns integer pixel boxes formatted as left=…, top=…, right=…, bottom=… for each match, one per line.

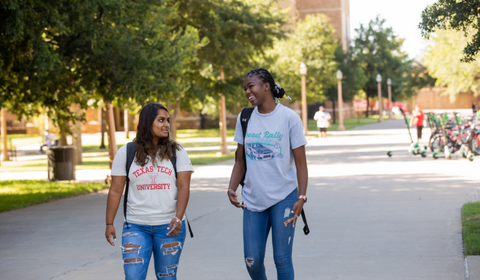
left=227, top=68, right=309, bottom=280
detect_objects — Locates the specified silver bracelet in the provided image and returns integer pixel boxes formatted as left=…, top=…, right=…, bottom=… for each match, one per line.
left=173, top=217, right=181, bottom=223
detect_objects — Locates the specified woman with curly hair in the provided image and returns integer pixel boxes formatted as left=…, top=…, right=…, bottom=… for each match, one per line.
left=227, top=68, right=309, bottom=280
left=105, top=102, right=193, bottom=280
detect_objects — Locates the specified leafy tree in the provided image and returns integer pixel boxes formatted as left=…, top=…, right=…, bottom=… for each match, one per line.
left=167, top=0, right=287, bottom=153
left=324, top=46, right=368, bottom=120
left=167, top=0, right=287, bottom=107
left=419, top=0, right=480, bottom=62
left=423, top=29, right=480, bottom=99
left=1, top=0, right=203, bottom=143
left=268, top=14, right=338, bottom=104
left=352, top=16, right=414, bottom=116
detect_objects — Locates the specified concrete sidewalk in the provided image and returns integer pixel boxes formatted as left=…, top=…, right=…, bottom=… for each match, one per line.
left=1, top=119, right=479, bottom=279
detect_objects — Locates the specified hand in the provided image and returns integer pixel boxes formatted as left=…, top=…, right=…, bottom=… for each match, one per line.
left=227, top=189, right=246, bottom=208
left=105, top=225, right=116, bottom=246
left=284, top=200, right=305, bottom=228
left=167, top=218, right=182, bottom=236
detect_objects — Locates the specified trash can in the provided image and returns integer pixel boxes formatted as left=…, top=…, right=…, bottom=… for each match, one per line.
left=47, top=146, right=76, bottom=181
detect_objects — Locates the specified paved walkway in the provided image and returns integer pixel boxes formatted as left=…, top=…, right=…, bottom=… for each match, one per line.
left=1, top=119, right=479, bottom=279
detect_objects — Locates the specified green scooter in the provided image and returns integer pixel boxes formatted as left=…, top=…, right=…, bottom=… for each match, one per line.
left=387, top=108, right=427, bottom=158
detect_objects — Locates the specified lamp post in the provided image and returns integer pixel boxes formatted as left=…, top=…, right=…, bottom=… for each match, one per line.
left=300, top=62, right=308, bottom=136
left=336, top=70, right=345, bottom=131
left=376, top=74, right=383, bottom=123
left=387, top=78, right=393, bottom=119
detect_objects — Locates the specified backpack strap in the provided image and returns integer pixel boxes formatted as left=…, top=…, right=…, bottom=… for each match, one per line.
left=301, top=209, right=310, bottom=235
left=171, top=149, right=177, bottom=179
left=124, top=142, right=137, bottom=225
left=235, top=107, right=254, bottom=186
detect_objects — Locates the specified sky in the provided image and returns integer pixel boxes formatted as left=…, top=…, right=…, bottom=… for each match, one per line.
left=349, top=0, right=437, bottom=61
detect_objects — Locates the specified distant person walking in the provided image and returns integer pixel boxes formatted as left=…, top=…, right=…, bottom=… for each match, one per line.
left=105, top=102, right=194, bottom=280
left=313, top=106, right=331, bottom=138
left=228, top=68, right=308, bottom=280
left=410, top=106, right=425, bottom=142
left=39, top=129, right=55, bottom=154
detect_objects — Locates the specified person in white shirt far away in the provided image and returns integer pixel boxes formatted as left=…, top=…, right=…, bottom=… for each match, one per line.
left=39, top=130, right=55, bottom=154
left=313, top=106, right=331, bottom=138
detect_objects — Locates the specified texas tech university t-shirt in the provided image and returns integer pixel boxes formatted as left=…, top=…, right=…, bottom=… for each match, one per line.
left=111, top=144, right=194, bottom=226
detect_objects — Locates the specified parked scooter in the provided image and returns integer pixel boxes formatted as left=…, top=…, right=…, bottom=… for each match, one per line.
left=387, top=108, right=427, bottom=158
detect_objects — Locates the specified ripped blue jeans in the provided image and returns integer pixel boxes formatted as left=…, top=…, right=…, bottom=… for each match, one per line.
left=243, top=188, right=298, bottom=280
left=121, top=221, right=186, bottom=280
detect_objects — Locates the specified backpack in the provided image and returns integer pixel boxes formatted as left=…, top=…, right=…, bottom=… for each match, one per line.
left=124, top=142, right=194, bottom=238
left=235, top=107, right=310, bottom=235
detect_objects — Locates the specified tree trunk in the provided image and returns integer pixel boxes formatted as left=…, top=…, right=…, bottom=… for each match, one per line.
left=218, top=66, right=230, bottom=155
left=1, top=108, right=9, bottom=161
left=100, top=107, right=106, bottom=149
left=55, top=109, right=69, bottom=146
left=105, top=102, right=117, bottom=169
left=365, top=97, right=370, bottom=117
left=124, top=109, right=130, bottom=140
left=73, top=104, right=83, bottom=165
left=169, top=101, right=180, bottom=140
left=332, top=100, right=336, bottom=124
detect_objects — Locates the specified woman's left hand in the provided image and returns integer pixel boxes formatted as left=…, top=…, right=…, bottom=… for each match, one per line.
left=284, top=199, right=305, bottom=228
left=167, top=218, right=182, bottom=236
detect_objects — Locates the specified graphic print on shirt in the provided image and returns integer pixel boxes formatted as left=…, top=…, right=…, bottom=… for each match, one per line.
left=132, top=166, right=172, bottom=191
left=245, top=131, right=283, bottom=162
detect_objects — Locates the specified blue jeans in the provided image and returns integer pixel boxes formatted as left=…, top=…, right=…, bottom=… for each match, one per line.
left=243, top=188, right=298, bottom=280
left=121, top=221, right=186, bottom=280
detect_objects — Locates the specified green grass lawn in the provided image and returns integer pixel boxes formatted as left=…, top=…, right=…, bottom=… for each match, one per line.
left=82, top=144, right=121, bottom=153
left=176, top=128, right=235, bottom=139
left=0, top=180, right=108, bottom=212
left=462, top=202, right=480, bottom=255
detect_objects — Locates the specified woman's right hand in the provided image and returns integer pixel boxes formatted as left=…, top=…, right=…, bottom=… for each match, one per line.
left=105, top=225, right=116, bottom=246
left=227, top=189, right=246, bottom=208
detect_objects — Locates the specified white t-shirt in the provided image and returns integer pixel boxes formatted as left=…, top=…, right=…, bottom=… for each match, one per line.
left=44, top=133, right=54, bottom=146
left=314, top=111, right=331, bottom=128
left=111, top=144, right=194, bottom=226
left=234, top=104, right=308, bottom=212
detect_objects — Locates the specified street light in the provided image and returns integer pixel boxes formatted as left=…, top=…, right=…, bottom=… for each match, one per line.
left=376, top=74, right=383, bottom=123
left=336, top=70, right=345, bottom=131
left=387, top=78, right=393, bottom=119
left=300, top=63, right=308, bottom=136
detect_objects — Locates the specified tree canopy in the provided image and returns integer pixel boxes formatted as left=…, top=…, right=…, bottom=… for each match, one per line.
left=166, top=0, right=288, bottom=113
left=0, top=0, right=203, bottom=136
left=419, top=0, right=480, bottom=62
left=352, top=16, right=432, bottom=108
left=424, top=29, right=480, bottom=99
left=268, top=14, right=338, bottom=104
left=324, top=46, right=367, bottom=103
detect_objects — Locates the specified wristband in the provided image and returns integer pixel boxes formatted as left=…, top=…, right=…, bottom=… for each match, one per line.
left=173, top=217, right=181, bottom=223
left=298, top=195, right=307, bottom=203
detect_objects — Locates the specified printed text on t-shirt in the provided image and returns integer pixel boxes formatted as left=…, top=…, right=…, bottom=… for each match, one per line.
left=246, top=131, right=283, bottom=141
left=132, top=166, right=172, bottom=178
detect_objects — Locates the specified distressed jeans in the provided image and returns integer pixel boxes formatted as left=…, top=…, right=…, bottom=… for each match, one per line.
left=243, top=188, right=298, bottom=280
left=121, top=221, right=186, bottom=280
